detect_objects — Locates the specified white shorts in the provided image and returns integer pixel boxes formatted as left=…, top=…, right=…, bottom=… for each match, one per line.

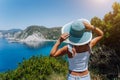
left=67, top=73, right=91, bottom=80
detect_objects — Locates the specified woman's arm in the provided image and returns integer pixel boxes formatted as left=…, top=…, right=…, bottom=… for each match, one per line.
left=50, top=33, right=69, bottom=57
left=83, top=22, right=104, bottom=48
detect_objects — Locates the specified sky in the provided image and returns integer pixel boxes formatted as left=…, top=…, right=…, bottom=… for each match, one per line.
left=0, top=0, right=120, bottom=30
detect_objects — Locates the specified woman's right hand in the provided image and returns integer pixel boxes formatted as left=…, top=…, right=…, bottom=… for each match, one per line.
left=58, top=33, right=69, bottom=43
left=83, top=21, right=94, bottom=30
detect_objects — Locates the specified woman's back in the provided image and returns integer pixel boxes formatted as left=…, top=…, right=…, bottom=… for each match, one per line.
left=67, top=44, right=90, bottom=72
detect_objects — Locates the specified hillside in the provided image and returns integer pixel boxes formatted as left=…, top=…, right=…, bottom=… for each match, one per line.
left=15, top=25, right=61, bottom=41
left=0, top=29, right=22, bottom=34
left=0, top=29, right=22, bottom=38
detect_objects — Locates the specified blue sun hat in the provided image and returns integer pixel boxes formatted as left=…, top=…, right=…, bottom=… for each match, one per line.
left=61, top=19, right=92, bottom=45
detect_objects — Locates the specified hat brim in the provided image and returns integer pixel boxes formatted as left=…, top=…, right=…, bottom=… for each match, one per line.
left=61, top=19, right=92, bottom=46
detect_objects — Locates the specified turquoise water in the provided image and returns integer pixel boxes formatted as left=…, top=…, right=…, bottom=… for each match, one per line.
left=0, top=38, right=65, bottom=72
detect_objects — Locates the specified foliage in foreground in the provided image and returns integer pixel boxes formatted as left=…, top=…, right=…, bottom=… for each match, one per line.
left=0, top=56, right=68, bottom=80
left=91, top=2, right=120, bottom=58
left=90, top=2, right=120, bottom=79
left=90, top=45, right=120, bottom=80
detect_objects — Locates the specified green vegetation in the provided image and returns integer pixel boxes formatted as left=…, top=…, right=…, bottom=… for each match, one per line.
left=90, top=2, right=120, bottom=79
left=0, top=56, right=68, bottom=80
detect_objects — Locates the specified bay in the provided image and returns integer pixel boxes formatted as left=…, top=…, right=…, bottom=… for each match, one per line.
left=0, top=38, right=65, bottom=72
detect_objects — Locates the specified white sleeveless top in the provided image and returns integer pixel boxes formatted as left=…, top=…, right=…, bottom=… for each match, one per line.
left=68, top=44, right=90, bottom=72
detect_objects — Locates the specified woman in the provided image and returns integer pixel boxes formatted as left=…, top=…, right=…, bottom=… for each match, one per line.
left=50, top=19, right=103, bottom=80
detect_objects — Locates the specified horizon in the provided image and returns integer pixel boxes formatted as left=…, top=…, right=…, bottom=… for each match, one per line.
left=0, top=0, right=120, bottom=30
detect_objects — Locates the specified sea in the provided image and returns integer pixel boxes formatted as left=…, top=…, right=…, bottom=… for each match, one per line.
left=0, top=38, right=65, bottom=72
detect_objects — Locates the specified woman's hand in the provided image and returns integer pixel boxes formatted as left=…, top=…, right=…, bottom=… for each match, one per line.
left=83, top=21, right=94, bottom=30
left=58, top=33, right=69, bottom=43
left=83, top=21, right=104, bottom=48
left=50, top=33, right=69, bottom=57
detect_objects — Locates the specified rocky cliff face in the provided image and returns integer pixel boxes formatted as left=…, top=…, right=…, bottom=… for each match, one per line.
left=19, top=32, right=45, bottom=42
